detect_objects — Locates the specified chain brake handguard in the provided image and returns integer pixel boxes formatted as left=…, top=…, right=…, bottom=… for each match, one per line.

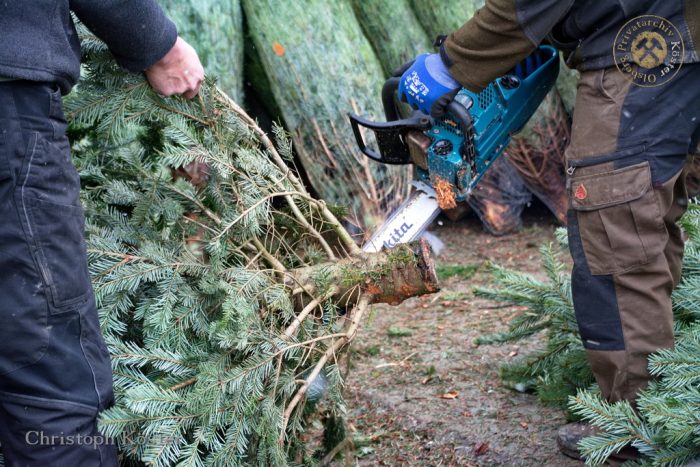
left=348, top=112, right=432, bottom=165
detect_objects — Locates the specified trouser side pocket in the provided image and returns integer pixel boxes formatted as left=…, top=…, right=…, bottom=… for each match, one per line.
left=570, top=161, right=667, bottom=275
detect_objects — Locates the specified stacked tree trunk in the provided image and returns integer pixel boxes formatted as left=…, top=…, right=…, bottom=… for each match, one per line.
left=351, top=0, right=432, bottom=75
left=161, top=0, right=244, bottom=102
left=506, top=89, right=571, bottom=224
left=242, top=0, right=412, bottom=233
left=466, top=156, right=533, bottom=235
left=159, top=0, right=576, bottom=237
left=410, top=0, right=485, bottom=38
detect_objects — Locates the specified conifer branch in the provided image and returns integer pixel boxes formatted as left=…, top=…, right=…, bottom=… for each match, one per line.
left=284, top=287, right=338, bottom=337
left=250, top=238, right=287, bottom=273
left=279, top=293, right=373, bottom=444
left=214, top=87, right=361, bottom=255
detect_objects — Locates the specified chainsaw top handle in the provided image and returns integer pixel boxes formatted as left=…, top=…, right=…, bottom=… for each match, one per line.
left=348, top=74, right=473, bottom=165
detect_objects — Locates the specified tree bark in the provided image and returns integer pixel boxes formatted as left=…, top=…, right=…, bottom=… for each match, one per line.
left=288, top=239, right=439, bottom=307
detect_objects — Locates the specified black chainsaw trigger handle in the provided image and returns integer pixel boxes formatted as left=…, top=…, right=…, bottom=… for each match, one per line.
left=348, top=112, right=431, bottom=165
left=383, top=74, right=473, bottom=137
left=446, top=100, right=474, bottom=136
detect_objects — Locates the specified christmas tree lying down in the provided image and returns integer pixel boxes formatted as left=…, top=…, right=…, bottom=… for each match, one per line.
left=475, top=205, right=700, bottom=466
left=68, top=35, right=438, bottom=466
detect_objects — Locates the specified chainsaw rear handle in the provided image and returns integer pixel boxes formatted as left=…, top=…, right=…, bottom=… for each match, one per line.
left=381, top=76, right=473, bottom=136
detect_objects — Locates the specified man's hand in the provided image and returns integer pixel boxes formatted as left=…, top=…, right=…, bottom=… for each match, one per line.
left=145, top=37, right=204, bottom=99
left=398, top=53, right=460, bottom=118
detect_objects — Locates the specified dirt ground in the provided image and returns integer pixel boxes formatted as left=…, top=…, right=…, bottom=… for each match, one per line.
left=344, top=207, right=581, bottom=467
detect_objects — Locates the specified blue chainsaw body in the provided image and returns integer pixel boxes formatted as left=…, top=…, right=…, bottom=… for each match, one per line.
left=349, top=45, right=560, bottom=203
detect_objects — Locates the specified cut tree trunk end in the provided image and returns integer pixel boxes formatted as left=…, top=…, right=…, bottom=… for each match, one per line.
left=288, top=238, right=439, bottom=308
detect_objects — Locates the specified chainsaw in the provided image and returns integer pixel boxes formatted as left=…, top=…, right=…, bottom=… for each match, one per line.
left=349, top=45, right=560, bottom=252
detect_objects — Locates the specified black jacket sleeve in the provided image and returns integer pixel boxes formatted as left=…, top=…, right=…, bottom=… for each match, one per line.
left=70, top=0, right=178, bottom=72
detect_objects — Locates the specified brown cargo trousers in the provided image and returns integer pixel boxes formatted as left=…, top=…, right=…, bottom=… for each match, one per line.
left=565, top=64, right=700, bottom=404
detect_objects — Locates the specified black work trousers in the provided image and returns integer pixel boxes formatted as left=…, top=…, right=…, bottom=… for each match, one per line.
left=0, top=81, right=117, bottom=466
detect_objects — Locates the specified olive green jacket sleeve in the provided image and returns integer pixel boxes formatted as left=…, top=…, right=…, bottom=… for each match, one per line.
left=442, top=0, right=573, bottom=92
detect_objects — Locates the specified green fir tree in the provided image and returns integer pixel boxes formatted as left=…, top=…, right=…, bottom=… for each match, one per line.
left=57, top=30, right=435, bottom=466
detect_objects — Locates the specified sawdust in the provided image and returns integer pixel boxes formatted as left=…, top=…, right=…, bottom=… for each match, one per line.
left=434, top=177, right=458, bottom=210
